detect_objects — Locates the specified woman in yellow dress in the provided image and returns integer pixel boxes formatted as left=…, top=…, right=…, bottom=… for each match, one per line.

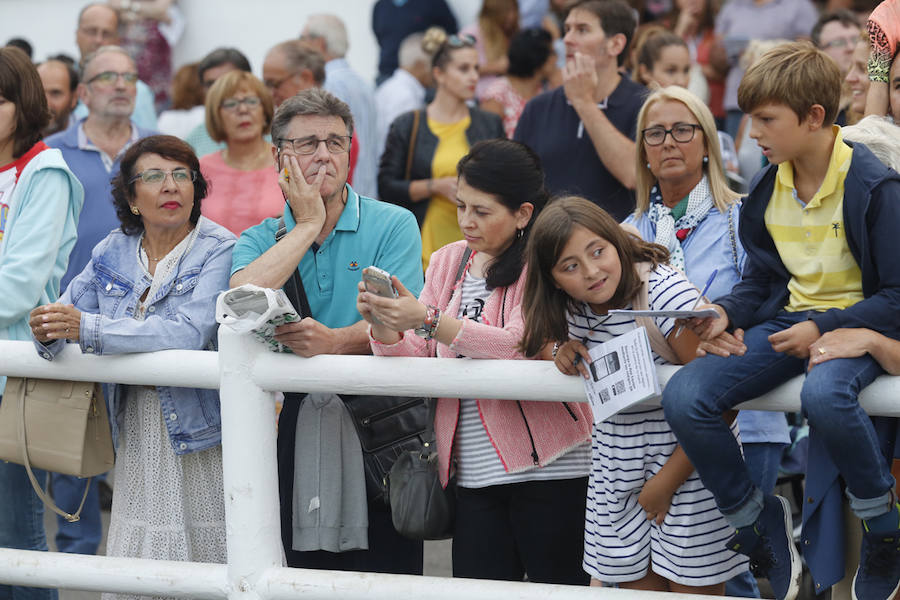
left=379, top=28, right=505, bottom=268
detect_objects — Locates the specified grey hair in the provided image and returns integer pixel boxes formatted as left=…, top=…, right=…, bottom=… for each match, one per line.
left=398, top=32, right=430, bottom=69
left=842, top=116, right=900, bottom=172
left=302, top=14, right=349, bottom=58
left=269, top=40, right=325, bottom=85
left=271, top=88, right=355, bottom=146
left=81, top=45, right=135, bottom=78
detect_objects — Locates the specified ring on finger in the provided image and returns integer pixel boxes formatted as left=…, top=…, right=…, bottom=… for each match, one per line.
left=818, top=347, right=827, bottom=355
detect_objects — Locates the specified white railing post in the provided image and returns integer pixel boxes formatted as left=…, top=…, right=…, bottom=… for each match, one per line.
left=218, top=328, right=283, bottom=600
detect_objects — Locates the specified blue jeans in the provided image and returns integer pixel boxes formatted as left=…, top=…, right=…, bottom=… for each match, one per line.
left=51, top=473, right=101, bottom=555
left=0, top=460, right=58, bottom=600
left=725, top=442, right=790, bottom=598
left=663, top=311, right=894, bottom=528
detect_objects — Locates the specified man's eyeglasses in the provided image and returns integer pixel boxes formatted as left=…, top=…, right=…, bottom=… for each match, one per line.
left=641, top=123, right=702, bottom=146
left=129, top=168, right=197, bottom=186
left=264, top=74, right=295, bottom=90
left=822, top=36, right=861, bottom=50
left=78, top=26, right=117, bottom=42
left=87, top=71, right=139, bottom=86
left=278, top=135, right=352, bottom=155
left=221, top=97, right=261, bottom=111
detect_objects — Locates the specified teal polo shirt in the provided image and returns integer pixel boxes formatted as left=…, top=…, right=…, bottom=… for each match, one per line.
left=231, top=184, right=423, bottom=329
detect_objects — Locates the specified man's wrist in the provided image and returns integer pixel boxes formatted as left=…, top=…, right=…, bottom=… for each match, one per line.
left=568, top=95, right=596, bottom=113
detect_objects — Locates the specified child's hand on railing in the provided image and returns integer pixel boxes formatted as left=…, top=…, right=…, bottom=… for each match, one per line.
left=553, top=339, right=592, bottom=379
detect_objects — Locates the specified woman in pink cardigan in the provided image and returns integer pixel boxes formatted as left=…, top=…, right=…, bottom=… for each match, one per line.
left=357, top=139, right=592, bottom=585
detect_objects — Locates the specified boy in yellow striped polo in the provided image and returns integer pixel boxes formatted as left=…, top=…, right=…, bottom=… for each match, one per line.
left=661, top=42, right=900, bottom=600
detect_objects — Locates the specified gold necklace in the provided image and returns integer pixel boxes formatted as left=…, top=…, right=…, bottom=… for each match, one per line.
left=142, top=244, right=166, bottom=262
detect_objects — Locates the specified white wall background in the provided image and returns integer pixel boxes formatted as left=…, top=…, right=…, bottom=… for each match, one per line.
left=0, top=0, right=483, bottom=86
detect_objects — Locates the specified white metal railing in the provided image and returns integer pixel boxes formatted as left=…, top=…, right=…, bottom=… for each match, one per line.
left=2, top=331, right=900, bottom=600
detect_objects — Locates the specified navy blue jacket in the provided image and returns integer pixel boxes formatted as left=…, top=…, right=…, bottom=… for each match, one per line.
left=715, top=141, right=900, bottom=341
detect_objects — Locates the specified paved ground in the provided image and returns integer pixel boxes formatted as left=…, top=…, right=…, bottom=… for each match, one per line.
left=45, top=502, right=452, bottom=600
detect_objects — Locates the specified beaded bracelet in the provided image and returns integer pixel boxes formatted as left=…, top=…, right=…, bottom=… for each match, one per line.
left=425, top=306, right=442, bottom=340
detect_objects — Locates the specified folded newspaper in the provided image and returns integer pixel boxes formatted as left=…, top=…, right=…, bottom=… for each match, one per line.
left=216, top=284, right=301, bottom=353
left=582, top=326, right=661, bottom=423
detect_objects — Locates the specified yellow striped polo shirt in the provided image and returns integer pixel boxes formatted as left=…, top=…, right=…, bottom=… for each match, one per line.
left=764, top=127, right=863, bottom=312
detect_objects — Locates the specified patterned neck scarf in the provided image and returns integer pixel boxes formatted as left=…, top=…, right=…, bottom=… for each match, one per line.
left=646, top=175, right=713, bottom=272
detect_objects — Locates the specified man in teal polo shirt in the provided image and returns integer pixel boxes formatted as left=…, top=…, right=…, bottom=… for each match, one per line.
left=230, top=88, right=423, bottom=574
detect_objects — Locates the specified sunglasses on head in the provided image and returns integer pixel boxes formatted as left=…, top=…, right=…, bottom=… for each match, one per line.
left=446, top=34, right=476, bottom=48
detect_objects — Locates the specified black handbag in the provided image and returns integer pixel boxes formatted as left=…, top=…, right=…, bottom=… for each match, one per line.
left=340, top=394, right=429, bottom=504
left=387, top=400, right=456, bottom=540
left=277, top=218, right=430, bottom=505
left=385, top=248, right=474, bottom=540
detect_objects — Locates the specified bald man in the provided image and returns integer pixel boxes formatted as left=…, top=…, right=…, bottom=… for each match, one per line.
left=37, top=59, right=79, bottom=136
left=71, top=3, right=157, bottom=129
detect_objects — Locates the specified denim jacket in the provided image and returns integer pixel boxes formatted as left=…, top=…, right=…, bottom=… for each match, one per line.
left=36, top=216, right=235, bottom=455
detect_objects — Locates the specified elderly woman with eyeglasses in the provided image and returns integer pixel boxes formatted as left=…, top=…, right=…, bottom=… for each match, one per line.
left=379, top=28, right=505, bottom=269
left=199, top=70, right=283, bottom=236
left=31, top=135, right=235, bottom=582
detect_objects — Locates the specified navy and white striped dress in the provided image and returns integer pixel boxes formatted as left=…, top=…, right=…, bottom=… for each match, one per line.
left=573, top=264, right=747, bottom=585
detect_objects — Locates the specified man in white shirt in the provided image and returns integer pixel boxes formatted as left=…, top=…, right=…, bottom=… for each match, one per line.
left=301, top=14, right=378, bottom=199
left=374, top=32, right=432, bottom=161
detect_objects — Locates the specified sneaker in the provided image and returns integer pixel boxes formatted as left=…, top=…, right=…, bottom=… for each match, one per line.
left=725, top=494, right=802, bottom=600
left=852, top=527, right=900, bottom=600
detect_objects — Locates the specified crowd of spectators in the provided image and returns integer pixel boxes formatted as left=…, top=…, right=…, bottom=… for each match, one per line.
left=4, top=0, right=900, bottom=599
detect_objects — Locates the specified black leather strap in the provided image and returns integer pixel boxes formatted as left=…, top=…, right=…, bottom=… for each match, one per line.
left=275, top=217, right=311, bottom=319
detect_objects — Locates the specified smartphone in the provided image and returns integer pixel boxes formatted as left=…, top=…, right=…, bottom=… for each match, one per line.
left=589, top=351, right=621, bottom=382
left=362, top=266, right=398, bottom=298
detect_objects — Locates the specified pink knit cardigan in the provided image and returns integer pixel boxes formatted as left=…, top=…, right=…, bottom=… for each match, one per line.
left=370, top=241, right=592, bottom=487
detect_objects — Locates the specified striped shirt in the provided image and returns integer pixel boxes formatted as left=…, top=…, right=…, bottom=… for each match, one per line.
left=574, top=264, right=747, bottom=584
left=567, top=263, right=697, bottom=367
left=454, top=272, right=591, bottom=488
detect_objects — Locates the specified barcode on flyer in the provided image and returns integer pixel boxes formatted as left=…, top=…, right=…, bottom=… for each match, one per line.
left=613, top=380, right=625, bottom=395
left=599, top=388, right=610, bottom=404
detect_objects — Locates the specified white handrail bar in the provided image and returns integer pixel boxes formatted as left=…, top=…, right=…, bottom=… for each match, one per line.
left=0, top=550, right=228, bottom=599
left=5, top=338, right=900, bottom=414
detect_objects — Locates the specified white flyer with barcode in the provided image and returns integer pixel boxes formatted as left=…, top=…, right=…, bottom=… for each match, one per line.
left=582, top=326, right=661, bottom=423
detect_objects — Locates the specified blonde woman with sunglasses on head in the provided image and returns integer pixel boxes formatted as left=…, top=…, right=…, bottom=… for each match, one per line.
left=379, top=28, right=505, bottom=269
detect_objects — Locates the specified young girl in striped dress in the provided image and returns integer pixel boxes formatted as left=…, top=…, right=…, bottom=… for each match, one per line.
left=519, top=197, right=747, bottom=594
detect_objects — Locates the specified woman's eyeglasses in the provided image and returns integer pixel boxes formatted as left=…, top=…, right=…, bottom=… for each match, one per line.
left=129, top=168, right=198, bottom=185
left=221, top=97, right=261, bottom=111
left=641, top=123, right=702, bottom=146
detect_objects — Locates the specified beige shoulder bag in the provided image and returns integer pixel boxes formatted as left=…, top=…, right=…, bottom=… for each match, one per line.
left=0, top=377, right=115, bottom=522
